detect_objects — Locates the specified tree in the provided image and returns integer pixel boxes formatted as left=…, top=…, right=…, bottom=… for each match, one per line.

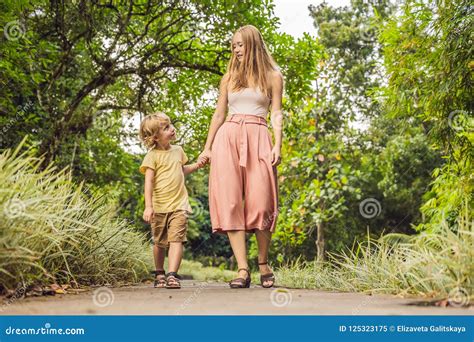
left=378, top=0, right=473, bottom=231
left=1, top=1, right=322, bottom=262
left=0, top=0, right=278, bottom=163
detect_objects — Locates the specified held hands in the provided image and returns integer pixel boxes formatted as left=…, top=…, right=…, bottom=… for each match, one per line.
left=197, top=147, right=280, bottom=166
left=182, top=153, right=209, bottom=176
left=198, top=148, right=212, bottom=166
left=143, top=207, right=155, bottom=223
left=196, top=155, right=208, bottom=169
left=271, top=146, right=282, bottom=166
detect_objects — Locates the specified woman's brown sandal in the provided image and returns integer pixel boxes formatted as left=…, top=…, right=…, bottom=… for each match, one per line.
left=258, top=261, right=275, bottom=288
left=229, top=268, right=251, bottom=288
left=166, top=272, right=181, bottom=289
left=152, top=270, right=166, bottom=288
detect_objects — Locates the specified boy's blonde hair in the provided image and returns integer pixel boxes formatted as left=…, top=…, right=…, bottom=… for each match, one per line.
left=227, top=25, right=278, bottom=98
left=139, top=112, right=170, bottom=149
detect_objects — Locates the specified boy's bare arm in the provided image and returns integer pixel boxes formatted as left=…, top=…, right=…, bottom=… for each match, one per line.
left=143, top=168, right=155, bottom=223
left=182, top=162, right=204, bottom=176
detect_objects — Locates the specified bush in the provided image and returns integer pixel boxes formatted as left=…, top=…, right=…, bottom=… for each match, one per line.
left=0, top=142, right=152, bottom=291
left=277, top=202, right=473, bottom=302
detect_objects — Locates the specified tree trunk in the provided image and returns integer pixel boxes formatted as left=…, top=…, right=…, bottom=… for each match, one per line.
left=315, top=222, right=325, bottom=262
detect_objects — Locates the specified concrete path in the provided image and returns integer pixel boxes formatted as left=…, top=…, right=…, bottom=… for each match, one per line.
left=1, top=281, right=472, bottom=315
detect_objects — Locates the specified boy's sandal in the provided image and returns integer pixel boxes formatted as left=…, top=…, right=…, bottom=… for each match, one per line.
left=229, top=268, right=251, bottom=288
left=151, top=270, right=166, bottom=288
left=166, top=272, right=181, bottom=289
left=258, top=261, right=275, bottom=288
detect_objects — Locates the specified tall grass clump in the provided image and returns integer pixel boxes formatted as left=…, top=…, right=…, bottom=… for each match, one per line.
left=277, top=203, right=473, bottom=302
left=0, top=143, right=152, bottom=291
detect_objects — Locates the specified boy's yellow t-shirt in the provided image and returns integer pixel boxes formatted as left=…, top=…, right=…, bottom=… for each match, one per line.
left=139, top=145, right=192, bottom=214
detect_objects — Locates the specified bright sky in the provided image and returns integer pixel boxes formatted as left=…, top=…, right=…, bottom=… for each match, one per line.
left=273, top=0, right=369, bottom=132
left=273, top=0, right=351, bottom=38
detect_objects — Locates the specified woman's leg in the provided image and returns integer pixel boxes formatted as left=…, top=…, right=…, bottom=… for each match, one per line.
left=209, top=122, right=246, bottom=234
left=227, top=231, right=249, bottom=278
left=255, top=230, right=274, bottom=286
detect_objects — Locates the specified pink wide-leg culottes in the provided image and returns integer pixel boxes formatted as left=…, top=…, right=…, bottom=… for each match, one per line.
left=209, top=114, right=279, bottom=234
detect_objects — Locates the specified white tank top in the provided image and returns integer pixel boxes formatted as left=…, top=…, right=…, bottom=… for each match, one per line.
left=228, top=88, right=270, bottom=117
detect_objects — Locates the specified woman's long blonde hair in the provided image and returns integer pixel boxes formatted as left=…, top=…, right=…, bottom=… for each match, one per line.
left=226, top=25, right=278, bottom=98
left=139, top=112, right=170, bottom=149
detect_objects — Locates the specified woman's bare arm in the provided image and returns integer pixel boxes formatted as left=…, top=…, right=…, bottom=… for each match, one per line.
left=270, top=70, right=284, bottom=165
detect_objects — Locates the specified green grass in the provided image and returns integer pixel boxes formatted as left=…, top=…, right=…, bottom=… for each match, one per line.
left=0, top=142, right=152, bottom=291
left=276, top=203, right=473, bottom=302
left=180, top=259, right=236, bottom=282
left=180, top=260, right=276, bottom=284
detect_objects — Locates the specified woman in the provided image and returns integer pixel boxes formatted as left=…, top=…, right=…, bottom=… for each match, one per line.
left=199, top=25, right=283, bottom=288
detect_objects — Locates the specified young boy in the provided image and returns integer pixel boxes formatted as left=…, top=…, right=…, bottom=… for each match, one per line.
left=139, top=112, right=205, bottom=289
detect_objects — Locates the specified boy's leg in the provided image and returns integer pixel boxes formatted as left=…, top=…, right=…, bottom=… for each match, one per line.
left=166, top=210, right=188, bottom=273
left=151, top=212, right=168, bottom=287
left=151, top=212, right=168, bottom=270
left=167, top=242, right=183, bottom=273
left=153, top=245, right=166, bottom=270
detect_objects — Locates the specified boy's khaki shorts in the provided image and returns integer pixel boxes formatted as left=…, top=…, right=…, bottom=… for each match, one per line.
left=151, top=210, right=188, bottom=248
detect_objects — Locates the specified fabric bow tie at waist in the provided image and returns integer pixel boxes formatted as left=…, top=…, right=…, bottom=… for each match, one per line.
left=225, top=114, right=268, bottom=168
